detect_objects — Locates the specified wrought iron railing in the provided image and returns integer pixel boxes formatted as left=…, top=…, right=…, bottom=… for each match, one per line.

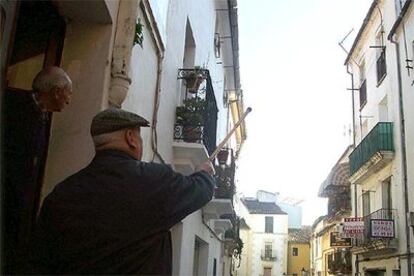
left=376, top=50, right=387, bottom=84
left=355, top=208, right=397, bottom=248
left=349, top=122, right=394, bottom=175
left=174, top=70, right=218, bottom=155
left=359, top=79, right=367, bottom=109
left=214, top=150, right=236, bottom=200
left=260, top=249, right=277, bottom=261
left=327, top=250, right=352, bottom=274
left=327, top=190, right=351, bottom=218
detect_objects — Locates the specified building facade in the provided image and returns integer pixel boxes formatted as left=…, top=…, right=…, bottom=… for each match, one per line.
left=287, top=226, right=311, bottom=276
left=1, top=0, right=247, bottom=274
left=310, top=147, right=353, bottom=276
left=343, top=0, right=414, bottom=275
left=235, top=193, right=289, bottom=276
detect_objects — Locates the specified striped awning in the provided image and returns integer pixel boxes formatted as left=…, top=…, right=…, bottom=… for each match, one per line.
left=318, top=162, right=350, bottom=197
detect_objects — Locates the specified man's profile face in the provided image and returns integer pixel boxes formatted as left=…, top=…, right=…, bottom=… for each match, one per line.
left=54, top=87, right=73, bottom=111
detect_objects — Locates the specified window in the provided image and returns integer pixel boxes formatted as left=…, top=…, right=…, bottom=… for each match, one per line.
left=359, top=61, right=367, bottom=109
left=265, top=216, right=273, bottom=233
left=213, top=258, right=217, bottom=276
left=362, top=191, right=371, bottom=217
left=382, top=178, right=392, bottom=218
left=376, top=29, right=387, bottom=85
left=264, top=243, right=272, bottom=258
left=292, top=247, right=298, bottom=256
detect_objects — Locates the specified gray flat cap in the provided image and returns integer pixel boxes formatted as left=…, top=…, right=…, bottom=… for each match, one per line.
left=91, top=108, right=150, bottom=136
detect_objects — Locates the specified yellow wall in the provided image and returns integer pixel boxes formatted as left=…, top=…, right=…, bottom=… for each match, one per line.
left=287, top=242, right=310, bottom=275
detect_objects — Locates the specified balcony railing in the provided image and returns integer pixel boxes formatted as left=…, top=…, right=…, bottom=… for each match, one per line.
left=354, top=208, right=397, bottom=252
left=174, top=71, right=218, bottom=155
left=349, top=122, right=394, bottom=176
left=260, top=250, right=277, bottom=261
left=214, top=151, right=236, bottom=200
left=376, top=50, right=387, bottom=84
left=327, top=250, right=352, bottom=275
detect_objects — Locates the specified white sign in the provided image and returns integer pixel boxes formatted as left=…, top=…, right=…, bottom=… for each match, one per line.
left=371, top=219, right=394, bottom=238
left=342, top=217, right=364, bottom=238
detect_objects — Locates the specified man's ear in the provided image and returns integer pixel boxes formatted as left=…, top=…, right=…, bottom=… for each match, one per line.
left=125, top=129, right=139, bottom=149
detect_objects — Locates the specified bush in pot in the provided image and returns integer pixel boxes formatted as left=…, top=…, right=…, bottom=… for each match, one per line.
left=176, top=97, right=206, bottom=142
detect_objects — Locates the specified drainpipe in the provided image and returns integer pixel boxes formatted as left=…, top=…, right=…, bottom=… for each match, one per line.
left=346, top=63, right=360, bottom=276
left=389, top=36, right=412, bottom=276
left=109, top=0, right=139, bottom=107
left=139, top=0, right=166, bottom=164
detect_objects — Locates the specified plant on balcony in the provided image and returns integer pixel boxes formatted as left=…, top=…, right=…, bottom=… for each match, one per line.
left=183, top=66, right=206, bottom=93
left=133, top=18, right=144, bottom=47
left=217, top=148, right=230, bottom=165
left=214, top=166, right=235, bottom=199
left=176, top=96, right=206, bottom=142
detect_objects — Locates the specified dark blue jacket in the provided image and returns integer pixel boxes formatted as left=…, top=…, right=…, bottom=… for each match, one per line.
left=31, top=150, right=215, bottom=275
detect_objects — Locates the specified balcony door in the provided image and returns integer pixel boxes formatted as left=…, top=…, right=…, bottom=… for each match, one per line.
left=263, top=267, right=272, bottom=276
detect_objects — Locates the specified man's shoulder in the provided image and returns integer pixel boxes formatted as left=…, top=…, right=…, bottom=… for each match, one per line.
left=140, top=162, right=173, bottom=176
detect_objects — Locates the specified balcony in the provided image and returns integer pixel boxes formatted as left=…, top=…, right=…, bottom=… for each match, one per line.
left=353, top=208, right=398, bottom=255
left=173, top=70, right=218, bottom=174
left=376, top=50, right=387, bottom=85
left=261, top=249, right=277, bottom=262
left=349, top=122, right=394, bottom=183
left=327, top=250, right=352, bottom=275
left=214, top=150, right=236, bottom=200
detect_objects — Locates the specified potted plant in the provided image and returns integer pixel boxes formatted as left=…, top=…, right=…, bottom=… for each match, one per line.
left=217, top=148, right=230, bottom=165
left=184, top=66, right=206, bottom=93
left=176, top=97, right=206, bottom=142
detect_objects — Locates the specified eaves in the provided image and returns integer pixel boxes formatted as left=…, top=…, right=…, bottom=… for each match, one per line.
left=344, top=0, right=379, bottom=65
left=388, top=0, right=412, bottom=40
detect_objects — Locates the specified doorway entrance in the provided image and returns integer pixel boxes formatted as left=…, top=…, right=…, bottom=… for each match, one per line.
left=2, top=1, right=65, bottom=273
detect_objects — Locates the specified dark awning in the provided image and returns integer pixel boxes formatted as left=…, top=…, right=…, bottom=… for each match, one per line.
left=318, top=162, right=350, bottom=197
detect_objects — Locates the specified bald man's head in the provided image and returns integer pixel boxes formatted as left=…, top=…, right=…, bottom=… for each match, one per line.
left=32, top=66, right=73, bottom=112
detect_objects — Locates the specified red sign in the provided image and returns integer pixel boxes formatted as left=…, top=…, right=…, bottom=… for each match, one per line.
left=342, top=217, right=364, bottom=238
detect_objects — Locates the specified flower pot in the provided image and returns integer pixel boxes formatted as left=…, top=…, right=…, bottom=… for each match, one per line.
left=185, top=74, right=204, bottom=93
left=217, top=149, right=229, bottom=165
left=183, top=126, right=203, bottom=142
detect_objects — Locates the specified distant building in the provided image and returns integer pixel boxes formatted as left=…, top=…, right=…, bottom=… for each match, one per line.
left=287, top=226, right=311, bottom=276
left=235, top=194, right=288, bottom=276
left=310, top=146, right=353, bottom=276
left=256, top=190, right=303, bottom=229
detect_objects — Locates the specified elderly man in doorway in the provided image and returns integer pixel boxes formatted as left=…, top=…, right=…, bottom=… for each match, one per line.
left=30, top=108, right=216, bottom=275
left=3, top=66, right=72, bottom=274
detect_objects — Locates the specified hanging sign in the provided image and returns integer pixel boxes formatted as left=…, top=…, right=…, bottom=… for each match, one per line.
left=342, top=217, right=364, bottom=238
left=370, top=219, right=395, bottom=238
left=330, top=232, right=352, bottom=247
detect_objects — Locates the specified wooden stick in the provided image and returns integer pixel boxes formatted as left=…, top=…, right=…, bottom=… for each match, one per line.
left=208, top=107, right=252, bottom=162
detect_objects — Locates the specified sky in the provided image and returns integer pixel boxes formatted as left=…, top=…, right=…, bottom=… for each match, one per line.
left=236, top=0, right=373, bottom=225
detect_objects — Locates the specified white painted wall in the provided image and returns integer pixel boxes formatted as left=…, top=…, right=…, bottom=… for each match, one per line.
left=347, top=0, right=414, bottom=274
left=123, top=1, right=240, bottom=275
left=236, top=200, right=288, bottom=276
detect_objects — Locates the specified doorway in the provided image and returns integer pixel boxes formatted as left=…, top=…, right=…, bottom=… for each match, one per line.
left=2, top=1, right=65, bottom=273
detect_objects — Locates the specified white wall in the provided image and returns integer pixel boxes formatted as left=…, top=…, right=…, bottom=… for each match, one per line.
left=123, top=0, right=239, bottom=275
left=237, top=202, right=288, bottom=276
left=347, top=0, right=414, bottom=274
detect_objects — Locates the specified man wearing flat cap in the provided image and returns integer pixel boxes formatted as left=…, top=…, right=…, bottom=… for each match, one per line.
left=29, top=108, right=215, bottom=275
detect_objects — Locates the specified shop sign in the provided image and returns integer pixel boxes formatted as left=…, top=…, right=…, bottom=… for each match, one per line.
left=330, top=232, right=352, bottom=247
left=370, top=219, right=394, bottom=238
left=342, top=217, right=364, bottom=238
